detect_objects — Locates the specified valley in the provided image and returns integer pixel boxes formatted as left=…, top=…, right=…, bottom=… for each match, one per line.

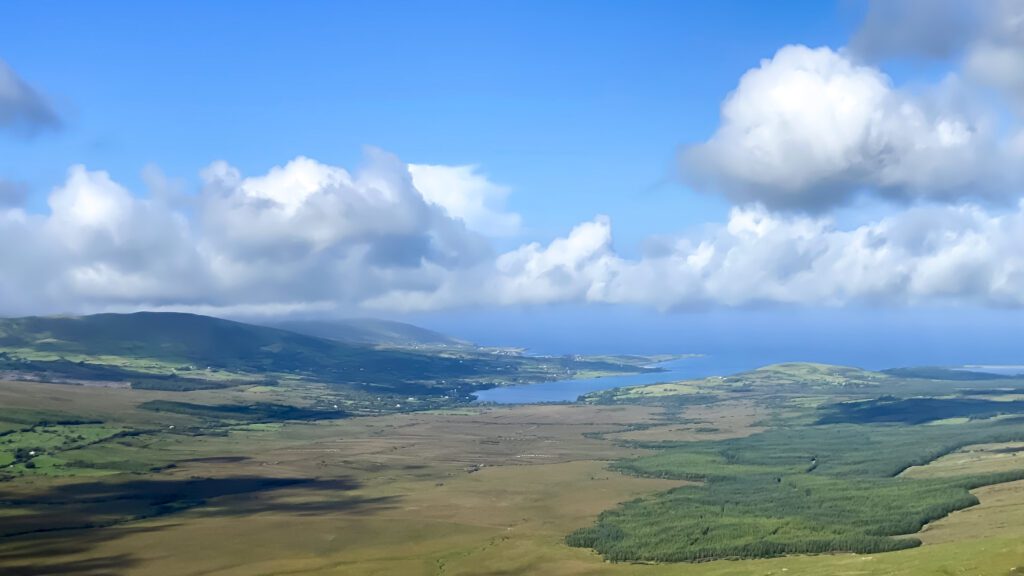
left=2, top=323, right=1024, bottom=575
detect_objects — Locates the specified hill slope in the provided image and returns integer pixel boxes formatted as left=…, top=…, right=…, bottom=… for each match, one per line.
left=0, top=312, right=345, bottom=365
left=272, top=318, right=470, bottom=348
left=0, top=312, right=644, bottom=396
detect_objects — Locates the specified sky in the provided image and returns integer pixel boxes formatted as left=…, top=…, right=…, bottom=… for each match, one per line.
left=4, top=0, right=1024, bottom=363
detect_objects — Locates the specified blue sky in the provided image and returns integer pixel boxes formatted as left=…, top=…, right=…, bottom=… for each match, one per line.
left=2, top=0, right=860, bottom=247
left=4, top=1, right=1024, bottom=364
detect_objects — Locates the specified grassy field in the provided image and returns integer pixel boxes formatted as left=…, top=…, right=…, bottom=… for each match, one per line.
left=3, top=360, right=1024, bottom=575
left=902, top=441, right=1024, bottom=479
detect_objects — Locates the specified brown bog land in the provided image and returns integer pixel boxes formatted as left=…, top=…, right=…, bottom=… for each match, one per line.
left=2, top=380, right=1024, bottom=575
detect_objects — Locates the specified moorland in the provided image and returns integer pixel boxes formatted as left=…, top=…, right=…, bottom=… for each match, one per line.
left=1, top=314, right=1024, bottom=575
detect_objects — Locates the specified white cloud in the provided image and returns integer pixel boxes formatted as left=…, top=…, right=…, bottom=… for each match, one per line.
left=851, top=0, right=1024, bottom=111
left=850, top=0, right=984, bottom=61
left=199, top=152, right=458, bottom=256
left=966, top=40, right=1024, bottom=103
left=0, top=152, right=495, bottom=315
left=40, top=166, right=205, bottom=303
left=0, top=59, right=60, bottom=135
left=491, top=216, right=613, bottom=303
left=407, top=164, right=521, bottom=236
left=194, top=151, right=492, bottom=308
left=682, top=45, right=1020, bottom=210
left=963, top=1, right=1024, bottom=110
left=5, top=150, right=1024, bottom=316
left=364, top=202, right=1024, bottom=312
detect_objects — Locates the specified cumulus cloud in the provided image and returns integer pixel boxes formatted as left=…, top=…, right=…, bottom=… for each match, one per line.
left=0, top=151, right=494, bottom=315
left=364, top=202, right=1024, bottom=312
left=851, top=0, right=1024, bottom=111
left=4, top=149, right=1024, bottom=316
left=681, top=45, right=1021, bottom=210
left=193, top=150, right=491, bottom=307
left=366, top=217, right=617, bottom=311
left=849, top=0, right=984, bottom=61
left=198, top=152, right=481, bottom=263
left=966, top=40, right=1024, bottom=106
left=40, top=166, right=205, bottom=304
left=0, top=59, right=60, bottom=135
left=408, top=164, right=521, bottom=236
left=963, top=1, right=1024, bottom=110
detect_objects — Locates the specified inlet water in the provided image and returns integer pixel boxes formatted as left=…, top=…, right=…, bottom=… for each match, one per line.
left=473, top=355, right=758, bottom=404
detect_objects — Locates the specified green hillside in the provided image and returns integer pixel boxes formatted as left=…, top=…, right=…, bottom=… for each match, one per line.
left=0, top=312, right=643, bottom=397
left=882, top=366, right=1011, bottom=381
left=273, top=318, right=471, bottom=348
left=0, top=312, right=355, bottom=365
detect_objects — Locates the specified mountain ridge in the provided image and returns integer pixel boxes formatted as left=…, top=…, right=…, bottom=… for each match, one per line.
left=0, top=311, right=648, bottom=396
left=271, top=318, right=471, bottom=348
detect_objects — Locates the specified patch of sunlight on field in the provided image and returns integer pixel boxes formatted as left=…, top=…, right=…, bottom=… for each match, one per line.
left=897, top=443, right=1024, bottom=551
left=971, top=394, right=1024, bottom=402
left=789, top=396, right=829, bottom=408
left=421, top=408, right=485, bottom=416
left=618, top=382, right=701, bottom=397
left=924, top=416, right=972, bottom=425
left=902, top=442, right=1024, bottom=478
left=229, top=422, right=284, bottom=432
left=925, top=413, right=1020, bottom=426
left=914, top=479, right=1024, bottom=546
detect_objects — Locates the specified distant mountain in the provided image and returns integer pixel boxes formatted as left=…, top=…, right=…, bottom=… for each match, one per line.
left=0, top=312, right=643, bottom=396
left=0, top=312, right=487, bottom=393
left=0, top=312, right=353, bottom=367
left=272, top=318, right=471, bottom=348
left=881, top=366, right=1011, bottom=381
